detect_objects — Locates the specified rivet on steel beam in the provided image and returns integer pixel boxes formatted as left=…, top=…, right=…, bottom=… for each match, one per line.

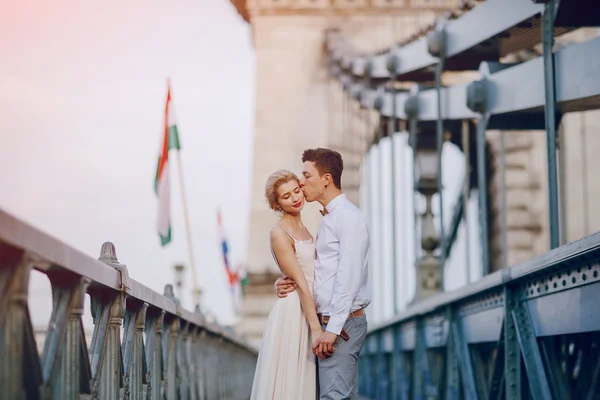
left=427, top=25, right=447, bottom=58
left=404, top=95, right=419, bottom=119
left=466, top=79, right=487, bottom=114
left=386, top=54, right=401, bottom=75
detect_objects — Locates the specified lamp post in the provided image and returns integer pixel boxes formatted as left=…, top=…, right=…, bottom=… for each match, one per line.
left=413, top=131, right=443, bottom=302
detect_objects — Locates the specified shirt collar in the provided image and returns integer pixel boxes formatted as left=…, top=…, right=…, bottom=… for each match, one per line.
left=325, top=194, right=346, bottom=214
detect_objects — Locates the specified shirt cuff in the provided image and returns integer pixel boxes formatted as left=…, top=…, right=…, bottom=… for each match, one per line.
left=325, top=315, right=347, bottom=336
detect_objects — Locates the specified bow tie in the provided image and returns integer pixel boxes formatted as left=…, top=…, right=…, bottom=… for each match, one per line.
left=320, top=208, right=329, bottom=216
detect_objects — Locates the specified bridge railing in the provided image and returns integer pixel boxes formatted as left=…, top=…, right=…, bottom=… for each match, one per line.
left=0, top=209, right=257, bottom=400
left=359, top=231, right=600, bottom=399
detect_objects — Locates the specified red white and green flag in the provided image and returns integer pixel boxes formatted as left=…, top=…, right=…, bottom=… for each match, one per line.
left=154, top=82, right=181, bottom=246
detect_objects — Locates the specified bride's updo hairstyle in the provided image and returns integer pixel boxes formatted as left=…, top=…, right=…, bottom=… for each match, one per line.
left=265, top=170, right=300, bottom=212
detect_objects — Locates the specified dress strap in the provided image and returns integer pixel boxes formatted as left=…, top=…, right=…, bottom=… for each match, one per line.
left=271, top=225, right=297, bottom=242
left=269, top=226, right=296, bottom=274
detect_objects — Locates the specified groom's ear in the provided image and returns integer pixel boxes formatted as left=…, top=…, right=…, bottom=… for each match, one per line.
left=323, top=173, right=333, bottom=187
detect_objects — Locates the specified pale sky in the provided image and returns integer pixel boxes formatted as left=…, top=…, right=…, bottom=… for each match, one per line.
left=0, top=0, right=255, bottom=327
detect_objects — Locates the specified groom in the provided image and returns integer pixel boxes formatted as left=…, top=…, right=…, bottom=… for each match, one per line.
left=276, top=148, right=371, bottom=399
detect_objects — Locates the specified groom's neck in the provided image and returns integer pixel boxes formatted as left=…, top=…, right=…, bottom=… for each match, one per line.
left=319, top=188, right=343, bottom=209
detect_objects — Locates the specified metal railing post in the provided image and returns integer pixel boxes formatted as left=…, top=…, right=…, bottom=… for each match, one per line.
left=122, top=299, right=148, bottom=400
left=467, top=75, right=491, bottom=277
left=388, top=54, right=401, bottom=315
left=430, top=25, right=447, bottom=287
left=461, top=120, right=472, bottom=284
left=0, top=249, right=41, bottom=399
left=543, top=0, right=561, bottom=250
left=476, top=114, right=490, bottom=276
left=90, top=242, right=128, bottom=400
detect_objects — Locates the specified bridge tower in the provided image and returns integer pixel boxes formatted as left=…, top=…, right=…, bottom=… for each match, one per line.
left=229, top=0, right=459, bottom=348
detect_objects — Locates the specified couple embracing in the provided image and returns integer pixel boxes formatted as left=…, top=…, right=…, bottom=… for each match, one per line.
left=250, top=148, right=371, bottom=400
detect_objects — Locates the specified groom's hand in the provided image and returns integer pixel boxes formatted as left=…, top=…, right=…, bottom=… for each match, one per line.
left=312, top=331, right=337, bottom=359
left=274, top=277, right=296, bottom=298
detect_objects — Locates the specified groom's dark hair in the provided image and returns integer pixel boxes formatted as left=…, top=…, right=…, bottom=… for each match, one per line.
left=302, top=148, right=343, bottom=189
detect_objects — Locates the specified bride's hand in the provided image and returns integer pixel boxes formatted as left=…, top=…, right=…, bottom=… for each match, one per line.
left=311, top=328, right=323, bottom=345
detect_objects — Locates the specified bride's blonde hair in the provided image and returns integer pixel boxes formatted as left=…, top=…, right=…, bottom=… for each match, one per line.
left=265, top=170, right=300, bottom=212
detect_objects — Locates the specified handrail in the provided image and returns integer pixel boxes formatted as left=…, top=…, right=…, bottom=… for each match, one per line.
left=0, top=209, right=250, bottom=347
left=360, top=229, right=600, bottom=398
left=369, top=228, right=600, bottom=334
left=0, top=208, right=256, bottom=399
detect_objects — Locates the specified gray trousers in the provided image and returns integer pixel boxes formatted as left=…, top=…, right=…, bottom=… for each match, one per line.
left=318, top=315, right=367, bottom=400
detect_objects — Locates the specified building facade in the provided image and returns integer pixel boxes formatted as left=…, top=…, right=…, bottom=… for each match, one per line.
left=229, top=0, right=600, bottom=348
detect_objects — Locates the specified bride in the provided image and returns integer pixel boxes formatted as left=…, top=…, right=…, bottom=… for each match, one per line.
left=250, top=170, right=321, bottom=399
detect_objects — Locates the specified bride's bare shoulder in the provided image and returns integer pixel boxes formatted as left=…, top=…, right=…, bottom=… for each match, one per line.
left=270, top=226, right=295, bottom=251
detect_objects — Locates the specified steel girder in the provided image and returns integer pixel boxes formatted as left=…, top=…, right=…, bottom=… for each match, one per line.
left=362, top=231, right=600, bottom=399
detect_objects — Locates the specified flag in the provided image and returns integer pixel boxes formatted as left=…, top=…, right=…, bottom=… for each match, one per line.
left=217, top=209, right=244, bottom=316
left=237, top=263, right=247, bottom=289
left=154, top=81, right=181, bottom=246
left=217, top=209, right=235, bottom=284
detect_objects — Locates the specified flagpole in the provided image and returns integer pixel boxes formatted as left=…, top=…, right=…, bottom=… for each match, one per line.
left=175, top=151, right=201, bottom=308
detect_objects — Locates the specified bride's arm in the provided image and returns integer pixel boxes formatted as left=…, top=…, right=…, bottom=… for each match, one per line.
left=270, top=228, right=322, bottom=340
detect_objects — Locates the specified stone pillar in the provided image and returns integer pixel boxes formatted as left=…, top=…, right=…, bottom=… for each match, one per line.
left=232, top=0, right=459, bottom=343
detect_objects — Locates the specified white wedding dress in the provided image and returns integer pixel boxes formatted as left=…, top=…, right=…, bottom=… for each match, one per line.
left=250, top=227, right=317, bottom=399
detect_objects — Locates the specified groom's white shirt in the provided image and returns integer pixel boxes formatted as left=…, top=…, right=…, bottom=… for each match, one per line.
left=314, top=194, right=371, bottom=335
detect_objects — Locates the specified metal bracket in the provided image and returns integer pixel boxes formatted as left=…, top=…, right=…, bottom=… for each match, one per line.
left=540, top=337, right=569, bottom=400
left=450, top=317, right=479, bottom=399
left=445, top=309, right=460, bottom=400
left=163, top=314, right=181, bottom=399
left=0, top=246, right=43, bottom=400
left=413, top=318, right=438, bottom=400
left=504, top=287, right=521, bottom=400
left=391, top=324, right=409, bottom=400
left=376, top=331, right=389, bottom=399
left=387, top=54, right=401, bottom=76
left=488, top=324, right=505, bottom=400
left=122, top=300, right=148, bottom=399
left=511, top=301, right=553, bottom=399
left=466, top=79, right=487, bottom=115
left=42, top=274, right=92, bottom=397
left=145, top=308, right=165, bottom=400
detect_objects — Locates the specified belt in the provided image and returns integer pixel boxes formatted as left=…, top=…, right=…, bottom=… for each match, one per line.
left=317, top=309, right=364, bottom=341
left=317, top=309, right=364, bottom=325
